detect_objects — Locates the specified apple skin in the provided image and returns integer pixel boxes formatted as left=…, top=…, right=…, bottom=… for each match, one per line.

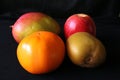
left=12, top=12, right=61, bottom=43
left=64, top=13, right=96, bottom=39
left=66, top=32, right=106, bottom=68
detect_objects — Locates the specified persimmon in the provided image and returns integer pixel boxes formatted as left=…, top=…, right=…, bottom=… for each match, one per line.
left=17, top=31, right=65, bottom=74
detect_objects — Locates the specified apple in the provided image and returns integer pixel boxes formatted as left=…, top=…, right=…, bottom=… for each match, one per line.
left=66, top=32, right=106, bottom=68
left=11, top=12, right=61, bottom=43
left=64, top=13, right=96, bottom=39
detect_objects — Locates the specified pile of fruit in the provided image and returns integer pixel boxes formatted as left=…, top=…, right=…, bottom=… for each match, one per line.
left=11, top=12, right=106, bottom=74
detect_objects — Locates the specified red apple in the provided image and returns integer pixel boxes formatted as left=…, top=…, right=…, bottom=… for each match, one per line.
left=11, top=12, right=61, bottom=43
left=64, top=13, right=96, bottom=39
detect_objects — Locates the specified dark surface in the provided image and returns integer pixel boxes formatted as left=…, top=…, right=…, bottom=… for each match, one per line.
left=0, top=17, right=120, bottom=80
left=0, top=0, right=120, bottom=80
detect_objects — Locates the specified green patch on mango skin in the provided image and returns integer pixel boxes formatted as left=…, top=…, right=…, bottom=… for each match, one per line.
left=20, top=16, right=60, bottom=40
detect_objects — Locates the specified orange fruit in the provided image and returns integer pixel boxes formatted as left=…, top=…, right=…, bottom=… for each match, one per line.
left=17, top=31, right=65, bottom=74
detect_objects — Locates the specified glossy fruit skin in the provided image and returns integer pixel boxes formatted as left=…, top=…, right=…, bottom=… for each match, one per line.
left=66, top=32, right=106, bottom=68
left=12, top=12, right=60, bottom=43
left=64, top=13, right=96, bottom=39
left=17, top=31, right=65, bottom=74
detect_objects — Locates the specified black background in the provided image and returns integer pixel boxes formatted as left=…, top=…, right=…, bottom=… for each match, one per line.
left=0, top=0, right=120, bottom=80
